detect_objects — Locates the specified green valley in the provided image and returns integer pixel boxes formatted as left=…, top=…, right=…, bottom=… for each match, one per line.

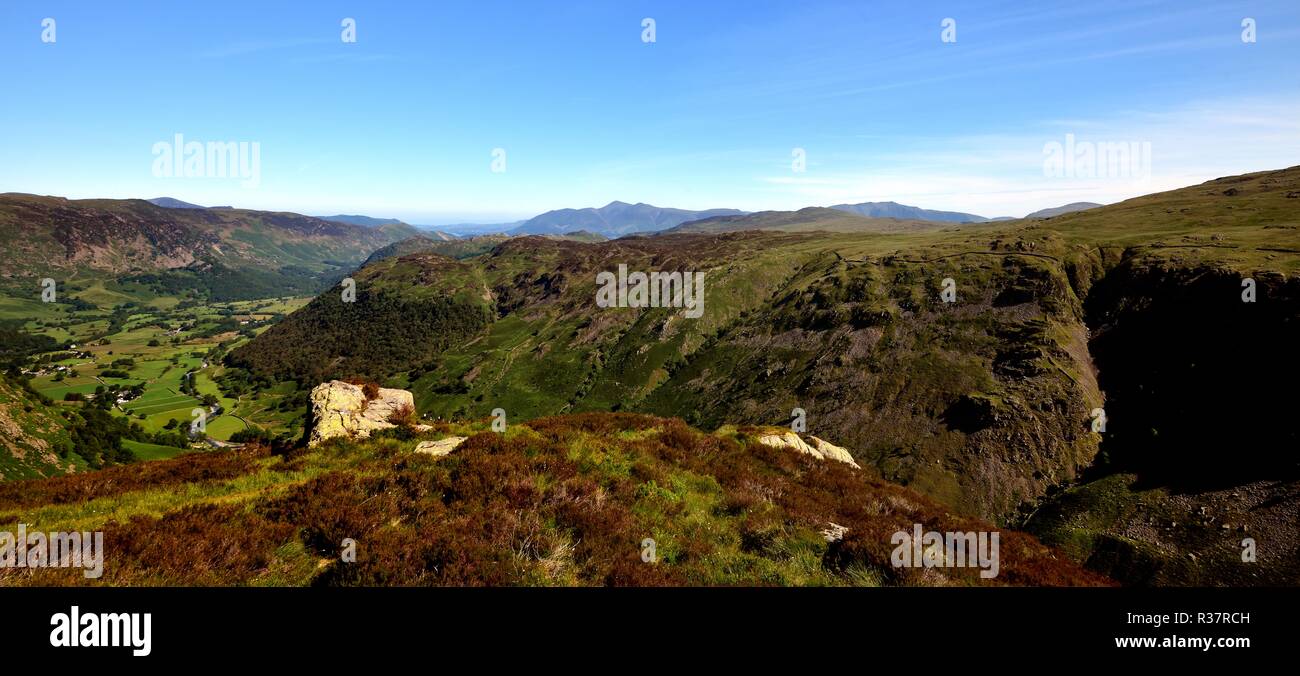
left=2, top=168, right=1297, bottom=587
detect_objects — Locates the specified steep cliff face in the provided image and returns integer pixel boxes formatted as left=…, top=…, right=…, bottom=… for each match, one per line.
left=640, top=242, right=1105, bottom=525
left=1025, top=251, right=1300, bottom=586
left=1082, top=257, right=1299, bottom=486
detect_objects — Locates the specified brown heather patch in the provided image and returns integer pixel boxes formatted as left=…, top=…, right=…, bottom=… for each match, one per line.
left=627, top=421, right=1110, bottom=586
left=525, top=411, right=666, bottom=437
left=386, top=403, right=419, bottom=430
left=262, top=472, right=412, bottom=554
left=275, top=431, right=685, bottom=586
left=102, top=503, right=297, bottom=585
left=308, top=417, right=1106, bottom=586
left=0, top=445, right=271, bottom=512
left=1, top=415, right=1108, bottom=587
left=8, top=502, right=296, bottom=587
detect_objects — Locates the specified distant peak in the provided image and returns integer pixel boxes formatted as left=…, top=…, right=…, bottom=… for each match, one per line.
left=148, top=197, right=206, bottom=209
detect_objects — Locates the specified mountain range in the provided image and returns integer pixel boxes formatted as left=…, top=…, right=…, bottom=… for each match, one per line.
left=0, top=193, right=418, bottom=300
left=1, top=168, right=1297, bottom=587
left=828, top=200, right=1005, bottom=222
left=222, top=166, right=1300, bottom=586
left=1024, top=202, right=1103, bottom=219
left=371, top=199, right=1109, bottom=238
left=316, top=214, right=406, bottom=228
left=507, top=201, right=747, bottom=237
left=147, top=197, right=207, bottom=209
left=146, top=197, right=1107, bottom=241
left=665, top=206, right=950, bottom=235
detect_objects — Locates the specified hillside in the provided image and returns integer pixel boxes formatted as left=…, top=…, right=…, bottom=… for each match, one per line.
left=427, top=221, right=522, bottom=237
left=0, top=194, right=416, bottom=300
left=227, top=250, right=496, bottom=384
left=666, top=206, right=950, bottom=234
left=830, top=201, right=992, bottom=223
left=0, top=378, right=79, bottom=480
left=362, top=234, right=511, bottom=266
left=148, top=197, right=206, bottom=209
left=547, top=230, right=608, bottom=243
left=229, top=166, right=1300, bottom=585
left=0, top=412, right=1105, bottom=586
left=318, top=214, right=405, bottom=228
left=1025, top=202, right=1102, bottom=219
left=511, top=201, right=745, bottom=237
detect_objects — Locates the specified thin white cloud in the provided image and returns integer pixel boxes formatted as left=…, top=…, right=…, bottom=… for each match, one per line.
left=198, top=37, right=331, bottom=59
left=755, top=95, right=1300, bottom=217
left=287, top=52, right=397, bottom=65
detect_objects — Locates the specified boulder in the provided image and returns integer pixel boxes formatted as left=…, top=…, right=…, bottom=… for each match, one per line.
left=807, top=436, right=861, bottom=468
left=307, top=380, right=414, bottom=446
left=755, top=430, right=861, bottom=469
left=821, top=522, right=849, bottom=542
left=414, top=436, right=467, bottom=457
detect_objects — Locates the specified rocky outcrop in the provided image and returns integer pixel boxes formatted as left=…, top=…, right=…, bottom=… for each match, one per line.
left=307, top=380, right=414, bottom=446
left=820, top=522, right=849, bottom=542
left=807, top=436, right=860, bottom=467
left=755, top=430, right=861, bottom=469
left=414, top=436, right=467, bottom=457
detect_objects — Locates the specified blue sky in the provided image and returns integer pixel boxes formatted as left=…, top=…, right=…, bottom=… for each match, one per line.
left=1, top=0, right=1298, bottom=223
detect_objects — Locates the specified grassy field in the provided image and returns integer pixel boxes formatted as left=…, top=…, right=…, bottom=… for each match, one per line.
left=121, top=439, right=191, bottom=462
left=206, top=415, right=247, bottom=440
left=2, top=284, right=315, bottom=446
